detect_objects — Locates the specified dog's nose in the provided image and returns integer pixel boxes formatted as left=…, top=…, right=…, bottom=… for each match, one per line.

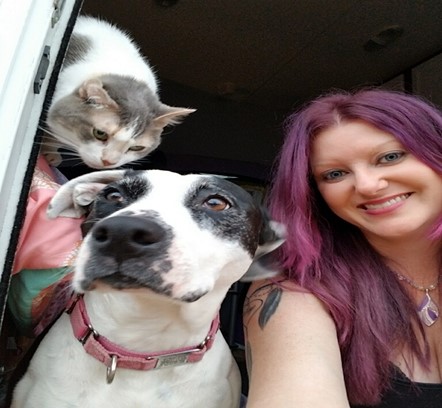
left=90, top=216, right=166, bottom=259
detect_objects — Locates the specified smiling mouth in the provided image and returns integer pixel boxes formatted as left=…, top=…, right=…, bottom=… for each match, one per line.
left=362, top=193, right=411, bottom=210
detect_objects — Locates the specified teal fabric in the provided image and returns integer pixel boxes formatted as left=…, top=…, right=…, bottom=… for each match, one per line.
left=7, top=267, right=71, bottom=335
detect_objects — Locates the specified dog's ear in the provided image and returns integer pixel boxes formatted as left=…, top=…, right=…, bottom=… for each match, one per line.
left=241, top=210, right=286, bottom=282
left=47, top=170, right=127, bottom=219
left=80, top=207, right=99, bottom=237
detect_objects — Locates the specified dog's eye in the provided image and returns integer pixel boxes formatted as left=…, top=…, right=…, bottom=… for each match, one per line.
left=105, top=191, right=124, bottom=202
left=203, top=196, right=231, bottom=211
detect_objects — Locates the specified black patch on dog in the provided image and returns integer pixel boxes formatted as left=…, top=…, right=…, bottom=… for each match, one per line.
left=185, top=177, right=262, bottom=256
left=180, top=289, right=208, bottom=302
left=82, top=172, right=151, bottom=234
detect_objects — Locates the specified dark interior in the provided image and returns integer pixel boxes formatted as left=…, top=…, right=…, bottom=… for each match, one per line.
left=64, top=0, right=442, bottom=183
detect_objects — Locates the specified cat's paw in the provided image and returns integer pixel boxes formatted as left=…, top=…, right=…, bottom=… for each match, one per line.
left=44, top=152, right=63, bottom=167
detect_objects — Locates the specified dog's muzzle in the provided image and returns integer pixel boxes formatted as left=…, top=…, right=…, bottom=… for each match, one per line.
left=78, top=214, right=174, bottom=292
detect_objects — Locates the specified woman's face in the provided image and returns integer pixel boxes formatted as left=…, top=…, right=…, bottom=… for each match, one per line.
left=310, top=120, right=442, bottom=244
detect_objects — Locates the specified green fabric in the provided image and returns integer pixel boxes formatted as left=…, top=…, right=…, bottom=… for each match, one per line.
left=7, top=267, right=70, bottom=335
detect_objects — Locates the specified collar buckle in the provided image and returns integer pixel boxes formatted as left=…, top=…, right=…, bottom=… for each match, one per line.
left=80, top=323, right=99, bottom=345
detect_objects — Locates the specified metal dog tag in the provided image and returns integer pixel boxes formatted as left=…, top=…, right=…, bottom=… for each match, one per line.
left=155, top=352, right=191, bottom=369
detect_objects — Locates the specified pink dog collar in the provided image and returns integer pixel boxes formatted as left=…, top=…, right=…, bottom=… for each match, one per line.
left=66, top=294, right=220, bottom=384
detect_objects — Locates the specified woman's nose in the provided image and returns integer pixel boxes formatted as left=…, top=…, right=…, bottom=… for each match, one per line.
left=353, top=169, right=388, bottom=195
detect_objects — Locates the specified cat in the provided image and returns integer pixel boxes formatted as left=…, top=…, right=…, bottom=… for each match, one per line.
left=43, top=15, right=195, bottom=169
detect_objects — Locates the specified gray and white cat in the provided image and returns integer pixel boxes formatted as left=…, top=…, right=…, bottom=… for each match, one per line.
left=43, top=15, right=195, bottom=169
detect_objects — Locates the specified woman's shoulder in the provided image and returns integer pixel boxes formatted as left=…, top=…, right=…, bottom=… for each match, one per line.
left=245, top=277, right=332, bottom=326
left=244, top=278, right=349, bottom=407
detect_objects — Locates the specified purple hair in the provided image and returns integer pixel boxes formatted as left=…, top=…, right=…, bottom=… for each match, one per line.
left=268, top=88, right=442, bottom=404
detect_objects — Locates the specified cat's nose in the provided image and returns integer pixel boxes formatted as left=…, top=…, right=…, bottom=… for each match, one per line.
left=102, top=159, right=116, bottom=167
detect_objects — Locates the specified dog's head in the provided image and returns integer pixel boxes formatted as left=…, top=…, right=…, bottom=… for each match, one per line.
left=48, top=170, right=285, bottom=302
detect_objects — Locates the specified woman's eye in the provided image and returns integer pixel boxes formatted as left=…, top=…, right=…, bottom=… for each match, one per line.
left=202, top=196, right=231, bottom=211
left=105, top=191, right=124, bottom=202
left=379, top=151, right=404, bottom=164
left=93, top=128, right=108, bottom=141
left=322, top=170, right=346, bottom=181
left=128, top=145, right=145, bottom=152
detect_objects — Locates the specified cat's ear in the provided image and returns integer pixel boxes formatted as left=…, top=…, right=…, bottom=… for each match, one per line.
left=153, top=105, right=196, bottom=128
left=47, top=170, right=127, bottom=219
left=78, top=79, right=119, bottom=110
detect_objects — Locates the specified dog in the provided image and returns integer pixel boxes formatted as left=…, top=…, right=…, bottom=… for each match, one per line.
left=11, top=169, right=285, bottom=408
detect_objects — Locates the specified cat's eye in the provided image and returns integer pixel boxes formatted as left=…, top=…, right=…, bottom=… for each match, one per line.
left=202, top=195, right=231, bottom=211
left=128, top=145, right=145, bottom=152
left=92, top=128, right=108, bottom=141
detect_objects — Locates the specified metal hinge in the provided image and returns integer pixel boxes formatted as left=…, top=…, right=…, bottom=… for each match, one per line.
left=33, top=46, right=51, bottom=94
left=52, top=0, right=66, bottom=27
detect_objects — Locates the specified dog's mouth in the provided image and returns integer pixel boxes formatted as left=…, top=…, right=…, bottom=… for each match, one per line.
left=81, top=272, right=172, bottom=293
left=96, top=273, right=146, bottom=289
left=79, top=273, right=208, bottom=302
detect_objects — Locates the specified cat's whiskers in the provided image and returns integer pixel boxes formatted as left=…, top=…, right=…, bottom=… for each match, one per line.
left=39, top=142, right=80, bottom=156
left=124, top=158, right=145, bottom=168
left=52, top=136, right=77, bottom=150
left=41, top=127, right=78, bottom=150
left=58, top=156, right=80, bottom=162
left=58, top=150, right=81, bottom=157
left=56, top=156, right=82, bottom=166
left=37, top=141, right=60, bottom=149
left=58, top=158, right=84, bottom=168
left=37, top=125, right=59, bottom=138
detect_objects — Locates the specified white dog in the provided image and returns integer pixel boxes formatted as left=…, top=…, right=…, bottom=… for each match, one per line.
left=12, top=169, right=285, bottom=408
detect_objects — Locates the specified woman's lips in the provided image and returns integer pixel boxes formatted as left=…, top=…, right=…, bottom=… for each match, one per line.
left=359, top=193, right=411, bottom=210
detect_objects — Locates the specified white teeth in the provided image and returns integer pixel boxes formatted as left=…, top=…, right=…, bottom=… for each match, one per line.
left=364, top=194, right=410, bottom=210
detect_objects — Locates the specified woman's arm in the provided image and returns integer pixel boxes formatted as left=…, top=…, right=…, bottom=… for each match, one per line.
left=243, top=279, right=350, bottom=407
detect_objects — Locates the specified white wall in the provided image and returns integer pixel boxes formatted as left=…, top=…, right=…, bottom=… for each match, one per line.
left=0, top=0, right=79, bottom=324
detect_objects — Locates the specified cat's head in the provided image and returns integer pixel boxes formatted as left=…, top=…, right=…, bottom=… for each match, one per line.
left=46, top=74, right=195, bottom=169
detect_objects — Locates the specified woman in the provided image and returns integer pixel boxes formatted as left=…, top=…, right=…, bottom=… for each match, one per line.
left=243, top=89, right=442, bottom=407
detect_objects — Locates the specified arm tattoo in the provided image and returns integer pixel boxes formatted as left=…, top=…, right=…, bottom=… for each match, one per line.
left=243, top=282, right=283, bottom=377
left=243, top=282, right=282, bottom=330
left=258, top=287, right=282, bottom=328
